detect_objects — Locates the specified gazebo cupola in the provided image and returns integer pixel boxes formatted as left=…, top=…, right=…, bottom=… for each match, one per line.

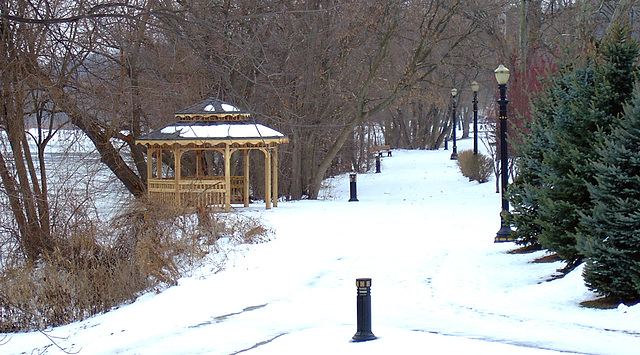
left=136, top=98, right=288, bottom=212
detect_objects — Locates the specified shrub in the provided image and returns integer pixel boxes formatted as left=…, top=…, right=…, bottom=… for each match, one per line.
left=456, top=150, right=493, bottom=183
left=0, top=199, right=272, bottom=332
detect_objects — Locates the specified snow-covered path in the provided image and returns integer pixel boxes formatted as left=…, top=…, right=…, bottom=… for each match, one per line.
left=4, top=138, right=640, bottom=355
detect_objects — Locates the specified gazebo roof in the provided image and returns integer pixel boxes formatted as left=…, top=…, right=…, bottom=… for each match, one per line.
left=138, top=121, right=287, bottom=141
left=174, top=98, right=251, bottom=122
left=136, top=99, right=288, bottom=147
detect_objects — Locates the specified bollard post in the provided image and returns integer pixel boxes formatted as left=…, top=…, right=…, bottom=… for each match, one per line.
left=348, top=173, right=359, bottom=202
left=375, top=155, right=381, bottom=173
left=351, top=278, right=376, bottom=342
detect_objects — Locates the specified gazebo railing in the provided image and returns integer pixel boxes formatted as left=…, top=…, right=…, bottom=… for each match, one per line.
left=147, top=176, right=246, bottom=209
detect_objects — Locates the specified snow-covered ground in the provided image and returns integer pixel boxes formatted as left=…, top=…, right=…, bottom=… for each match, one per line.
left=3, top=137, right=640, bottom=355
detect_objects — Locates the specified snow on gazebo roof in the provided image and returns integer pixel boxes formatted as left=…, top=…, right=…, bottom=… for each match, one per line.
left=141, top=121, right=286, bottom=140
left=174, top=98, right=251, bottom=122
left=136, top=99, right=288, bottom=146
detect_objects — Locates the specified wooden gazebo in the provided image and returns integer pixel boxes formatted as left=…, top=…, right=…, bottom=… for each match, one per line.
left=136, top=98, right=288, bottom=212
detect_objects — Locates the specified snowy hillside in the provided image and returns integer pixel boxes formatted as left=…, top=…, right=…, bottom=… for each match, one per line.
left=4, top=137, right=640, bottom=355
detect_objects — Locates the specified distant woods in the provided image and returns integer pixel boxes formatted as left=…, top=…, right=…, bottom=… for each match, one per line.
left=1, top=0, right=638, bottom=261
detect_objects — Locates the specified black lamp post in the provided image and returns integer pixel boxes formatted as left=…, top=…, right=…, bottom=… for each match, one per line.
left=450, top=88, right=458, bottom=160
left=495, top=64, right=512, bottom=243
left=471, top=81, right=479, bottom=155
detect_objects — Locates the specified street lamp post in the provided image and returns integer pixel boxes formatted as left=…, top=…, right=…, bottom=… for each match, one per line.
left=471, top=81, right=479, bottom=155
left=494, top=64, right=512, bottom=243
left=450, top=88, right=458, bottom=160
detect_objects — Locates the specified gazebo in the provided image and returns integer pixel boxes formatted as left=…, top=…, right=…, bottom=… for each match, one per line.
left=136, top=98, right=289, bottom=212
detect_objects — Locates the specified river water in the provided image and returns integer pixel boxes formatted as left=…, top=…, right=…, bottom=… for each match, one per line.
left=5, top=129, right=134, bottom=222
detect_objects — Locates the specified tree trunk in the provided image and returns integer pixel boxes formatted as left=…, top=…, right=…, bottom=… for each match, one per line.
left=40, top=80, right=146, bottom=196
left=3, top=99, right=53, bottom=260
left=290, top=134, right=303, bottom=200
left=520, top=0, right=528, bottom=72
left=0, top=150, right=33, bottom=258
left=309, top=112, right=365, bottom=199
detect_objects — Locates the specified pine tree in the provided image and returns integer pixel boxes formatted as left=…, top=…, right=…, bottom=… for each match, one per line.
left=507, top=24, right=639, bottom=268
left=507, top=66, right=596, bottom=257
left=579, top=87, right=640, bottom=303
left=506, top=75, right=557, bottom=249
left=535, top=66, right=600, bottom=267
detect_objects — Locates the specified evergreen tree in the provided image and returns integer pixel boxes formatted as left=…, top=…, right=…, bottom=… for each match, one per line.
left=507, top=66, right=596, bottom=257
left=507, top=24, right=639, bottom=268
left=579, top=87, right=640, bottom=303
left=506, top=75, right=557, bottom=249
left=535, top=66, right=600, bottom=267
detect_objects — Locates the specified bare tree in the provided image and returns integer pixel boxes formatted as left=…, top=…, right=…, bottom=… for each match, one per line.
left=0, top=0, right=64, bottom=260
left=304, top=0, right=477, bottom=198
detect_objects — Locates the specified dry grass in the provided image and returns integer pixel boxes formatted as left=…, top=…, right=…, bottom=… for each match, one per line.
left=0, top=199, right=272, bottom=332
left=507, top=245, right=543, bottom=254
left=580, top=297, right=622, bottom=309
left=531, top=254, right=563, bottom=264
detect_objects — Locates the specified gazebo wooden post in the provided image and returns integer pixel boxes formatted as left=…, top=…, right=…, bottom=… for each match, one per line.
left=272, top=147, right=278, bottom=208
left=156, top=148, right=163, bottom=179
left=224, top=144, right=231, bottom=212
left=146, top=147, right=154, bottom=183
left=263, top=148, right=272, bottom=210
left=174, top=147, right=183, bottom=207
left=243, top=149, right=250, bottom=207
left=195, top=150, right=203, bottom=178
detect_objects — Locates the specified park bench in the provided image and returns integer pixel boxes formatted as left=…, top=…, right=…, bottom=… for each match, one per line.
left=371, top=145, right=392, bottom=157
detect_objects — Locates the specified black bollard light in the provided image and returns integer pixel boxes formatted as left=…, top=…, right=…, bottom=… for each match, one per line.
left=375, top=154, right=381, bottom=173
left=351, top=278, right=376, bottom=342
left=348, top=173, right=359, bottom=202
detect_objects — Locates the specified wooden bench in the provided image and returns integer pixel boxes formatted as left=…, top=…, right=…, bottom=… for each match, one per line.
left=371, top=145, right=392, bottom=157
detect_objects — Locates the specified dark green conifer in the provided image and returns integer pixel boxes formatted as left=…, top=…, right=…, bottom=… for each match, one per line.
left=579, top=87, right=640, bottom=303
left=506, top=76, right=557, bottom=249
left=507, top=23, right=638, bottom=268
left=507, top=67, right=596, bottom=260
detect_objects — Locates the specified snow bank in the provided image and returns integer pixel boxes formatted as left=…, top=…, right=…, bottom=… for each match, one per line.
left=3, top=137, right=640, bottom=355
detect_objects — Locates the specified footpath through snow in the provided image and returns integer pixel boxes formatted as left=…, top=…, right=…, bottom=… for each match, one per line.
left=4, top=137, right=640, bottom=355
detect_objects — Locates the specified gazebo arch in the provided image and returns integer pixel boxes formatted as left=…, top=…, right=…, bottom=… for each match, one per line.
left=136, top=98, right=288, bottom=212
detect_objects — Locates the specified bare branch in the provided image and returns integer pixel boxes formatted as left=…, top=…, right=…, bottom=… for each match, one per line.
left=0, top=2, right=181, bottom=25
